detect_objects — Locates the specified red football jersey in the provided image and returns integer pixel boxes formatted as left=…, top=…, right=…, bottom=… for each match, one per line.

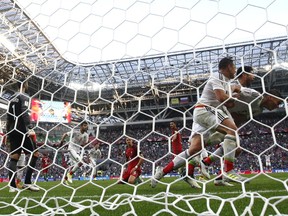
left=42, top=156, right=50, bottom=168
left=125, top=145, right=140, bottom=170
left=171, top=129, right=183, bottom=155
left=30, top=133, right=37, bottom=143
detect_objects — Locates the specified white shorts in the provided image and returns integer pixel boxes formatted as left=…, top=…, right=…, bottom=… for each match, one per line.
left=266, top=161, right=271, bottom=167
left=17, top=153, right=26, bottom=167
left=189, top=122, right=212, bottom=143
left=68, top=149, right=83, bottom=164
left=189, top=106, right=230, bottom=141
left=90, top=158, right=97, bottom=167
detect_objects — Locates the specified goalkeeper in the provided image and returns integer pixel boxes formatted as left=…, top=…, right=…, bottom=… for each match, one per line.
left=6, top=78, right=40, bottom=192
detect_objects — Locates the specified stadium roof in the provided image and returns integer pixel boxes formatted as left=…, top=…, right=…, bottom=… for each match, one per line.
left=0, top=0, right=288, bottom=102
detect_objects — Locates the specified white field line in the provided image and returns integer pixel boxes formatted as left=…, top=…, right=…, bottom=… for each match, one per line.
left=0, top=189, right=287, bottom=200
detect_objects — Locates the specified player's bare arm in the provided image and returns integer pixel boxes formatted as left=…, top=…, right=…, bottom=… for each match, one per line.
left=214, top=89, right=235, bottom=108
left=60, top=133, right=68, bottom=146
left=131, top=153, right=144, bottom=173
left=171, top=131, right=178, bottom=142
left=231, top=84, right=241, bottom=93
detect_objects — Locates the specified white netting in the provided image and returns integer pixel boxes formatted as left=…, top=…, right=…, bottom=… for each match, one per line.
left=0, top=0, right=288, bottom=215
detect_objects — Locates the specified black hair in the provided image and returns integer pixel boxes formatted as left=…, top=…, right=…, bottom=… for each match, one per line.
left=236, top=66, right=253, bottom=76
left=81, top=121, right=88, bottom=126
left=218, top=57, right=233, bottom=70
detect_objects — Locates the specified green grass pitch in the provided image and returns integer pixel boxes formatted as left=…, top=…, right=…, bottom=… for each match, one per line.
left=0, top=173, right=287, bottom=215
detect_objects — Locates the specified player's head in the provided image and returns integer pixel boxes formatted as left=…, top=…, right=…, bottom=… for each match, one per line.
left=125, top=137, right=133, bottom=147
left=218, top=57, right=236, bottom=79
left=262, top=89, right=283, bottom=111
left=49, top=108, right=55, bottom=115
left=80, top=121, right=88, bottom=132
left=236, top=66, right=255, bottom=87
left=170, top=121, right=177, bottom=129
left=94, top=142, right=100, bottom=149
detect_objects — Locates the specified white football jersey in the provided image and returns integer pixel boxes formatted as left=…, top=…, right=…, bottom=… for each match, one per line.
left=90, top=148, right=101, bottom=160
left=265, top=154, right=271, bottom=162
left=198, top=72, right=231, bottom=108
left=228, top=87, right=263, bottom=118
left=67, top=130, right=89, bottom=152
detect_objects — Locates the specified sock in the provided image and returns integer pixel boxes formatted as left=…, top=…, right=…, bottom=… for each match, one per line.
left=163, top=149, right=191, bottom=174
left=223, top=135, right=237, bottom=162
left=173, top=150, right=191, bottom=169
left=213, top=143, right=224, bottom=157
left=224, top=160, right=234, bottom=172
left=201, top=149, right=208, bottom=159
left=188, top=163, right=195, bottom=176
left=206, top=131, right=225, bottom=145
left=203, top=157, right=212, bottom=165
left=17, top=167, right=25, bottom=182
left=163, top=161, right=174, bottom=174
left=206, top=144, right=224, bottom=164
left=216, top=170, right=222, bottom=180
left=9, top=158, right=18, bottom=188
left=92, top=167, right=97, bottom=178
left=24, top=156, right=38, bottom=184
left=71, top=162, right=82, bottom=173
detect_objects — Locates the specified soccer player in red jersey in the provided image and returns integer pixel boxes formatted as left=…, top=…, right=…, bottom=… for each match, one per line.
left=41, top=153, right=51, bottom=181
left=170, top=121, right=183, bottom=155
left=120, top=137, right=144, bottom=184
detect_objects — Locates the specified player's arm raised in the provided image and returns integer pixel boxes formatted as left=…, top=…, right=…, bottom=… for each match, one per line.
left=231, top=84, right=241, bottom=94
left=210, top=77, right=237, bottom=108
left=59, top=132, right=68, bottom=147
left=214, top=89, right=235, bottom=108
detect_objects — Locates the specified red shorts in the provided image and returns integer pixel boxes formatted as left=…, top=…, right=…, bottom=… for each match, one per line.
left=122, top=168, right=140, bottom=181
left=42, top=168, right=49, bottom=174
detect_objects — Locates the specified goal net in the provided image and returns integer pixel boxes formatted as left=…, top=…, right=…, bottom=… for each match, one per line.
left=0, top=0, right=288, bottom=215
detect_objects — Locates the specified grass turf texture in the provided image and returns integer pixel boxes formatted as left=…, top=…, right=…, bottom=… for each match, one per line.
left=0, top=173, right=287, bottom=215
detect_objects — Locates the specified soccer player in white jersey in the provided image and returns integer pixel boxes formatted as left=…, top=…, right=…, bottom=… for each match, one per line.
left=264, top=154, right=272, bottom=170
left=201, top=66, right=282, bottom=185
left=151, top=57, right=241, bottom=188
left=88, top=143, right=102, bottom=179
left=60, top=121, right=89, bottom=185
left=235, top=66, right=255, bottom=87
